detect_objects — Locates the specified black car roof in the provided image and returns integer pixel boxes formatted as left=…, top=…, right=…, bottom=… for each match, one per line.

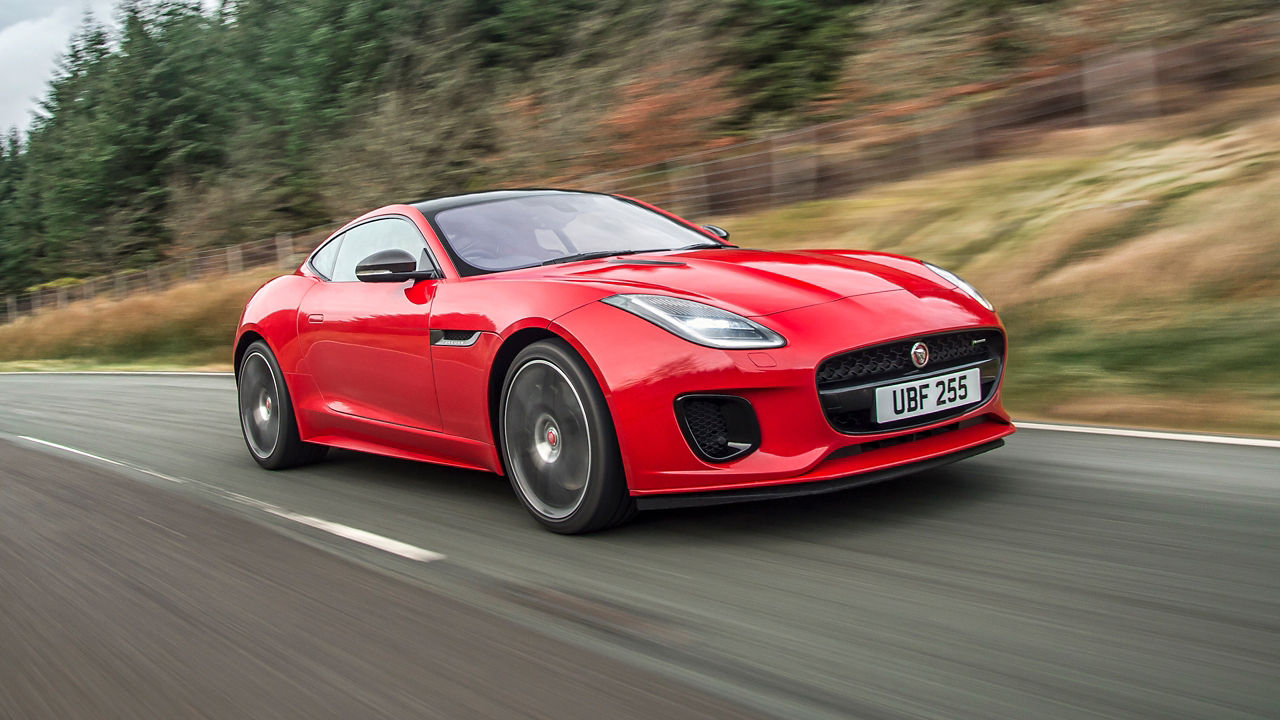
left=409, top=188, right=608, bottom=217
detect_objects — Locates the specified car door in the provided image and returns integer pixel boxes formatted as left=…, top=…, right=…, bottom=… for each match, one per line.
left=297, top=216, right=443, bottom=431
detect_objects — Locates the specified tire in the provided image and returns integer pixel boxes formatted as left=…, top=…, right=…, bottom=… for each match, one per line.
left=237, top=340, right=328, bottom=470
left=499, top=339, right=635, bottom=534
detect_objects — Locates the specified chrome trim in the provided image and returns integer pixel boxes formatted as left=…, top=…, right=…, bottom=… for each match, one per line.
left=431, top=330, right=482, bottom=347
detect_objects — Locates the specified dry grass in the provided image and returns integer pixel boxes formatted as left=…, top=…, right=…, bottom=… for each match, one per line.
left=0, top=267, right=280, bottom=370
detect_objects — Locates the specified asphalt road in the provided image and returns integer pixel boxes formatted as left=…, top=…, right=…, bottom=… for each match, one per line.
left=0, top=373, right=1277, bottom=719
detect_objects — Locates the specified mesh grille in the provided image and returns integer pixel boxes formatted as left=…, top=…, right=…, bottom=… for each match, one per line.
left=682, top=399, right=733, bottom=459
left=817, top=330, right=1003, bottom=388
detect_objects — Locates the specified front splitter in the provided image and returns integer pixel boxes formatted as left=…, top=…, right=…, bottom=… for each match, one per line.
left=634, top=439, right=1004, bottom=511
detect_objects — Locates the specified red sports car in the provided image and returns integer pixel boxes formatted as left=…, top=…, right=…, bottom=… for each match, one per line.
left=235, top=189, right=1013, bottom=533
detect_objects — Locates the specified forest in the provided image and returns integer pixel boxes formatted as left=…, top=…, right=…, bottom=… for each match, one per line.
left=0, top=0, right=1272, bottom=296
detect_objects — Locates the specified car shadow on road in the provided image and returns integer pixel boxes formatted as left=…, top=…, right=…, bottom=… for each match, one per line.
left=307, top=449, right=514, bottom=501
left=611, top=460, right=1011, bottom=540
left=309, top=448, right=1009, bottom=539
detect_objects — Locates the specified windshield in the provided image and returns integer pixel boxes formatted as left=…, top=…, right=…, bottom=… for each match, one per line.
left=432, top=193, right=719, bottom=274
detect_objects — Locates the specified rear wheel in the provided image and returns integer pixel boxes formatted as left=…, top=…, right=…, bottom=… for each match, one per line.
left=237, top=340, right=327, bottom=469
left=499, top=340, right=634, bottom=534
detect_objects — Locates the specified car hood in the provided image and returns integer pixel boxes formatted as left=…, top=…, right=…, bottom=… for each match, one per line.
left=537, top=248, right=954, bottom=316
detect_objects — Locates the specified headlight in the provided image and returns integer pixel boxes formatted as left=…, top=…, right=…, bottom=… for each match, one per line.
left=923, top=262, right=994, bottom=311
left=601, top=294, right=786, bottom=349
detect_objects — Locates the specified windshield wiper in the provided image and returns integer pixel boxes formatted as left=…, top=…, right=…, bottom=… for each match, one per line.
left=541, top=242, right=732, bottom=266
left=670, top=241, right=734, bottom=251
left=541, top=249, right=644, bottom=266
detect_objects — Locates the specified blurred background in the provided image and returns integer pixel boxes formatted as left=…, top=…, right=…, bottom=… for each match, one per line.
left=2, top=6, right=1279, bottom=719
left=0, top=0, right=1277, bottom=434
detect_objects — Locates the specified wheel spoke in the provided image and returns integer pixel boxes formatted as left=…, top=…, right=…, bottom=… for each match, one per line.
left=506, top=385, right=532, bottom=425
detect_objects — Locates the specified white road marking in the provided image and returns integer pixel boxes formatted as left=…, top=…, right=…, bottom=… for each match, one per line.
left=136, top=514, right=188, bottom=538
left=1014, top=422, right=1280, bottom=449
left=19, top=436, right=189, bottom=483
left=262, top=510, right=447, bottom=562
left=215, top=490, right=444, bottom=561
left=12, top=435, right=446, bottom=563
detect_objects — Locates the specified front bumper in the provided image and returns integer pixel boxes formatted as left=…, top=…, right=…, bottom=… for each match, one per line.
left=551, top=291, right=1014, bottom=497
left=636, top=438, right=1005, bottom=510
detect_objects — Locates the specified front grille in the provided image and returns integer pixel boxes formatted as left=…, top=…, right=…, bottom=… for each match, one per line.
left=817, top=329, right=1005, bottom=434
left=817, top=329, right=1002, bottom=388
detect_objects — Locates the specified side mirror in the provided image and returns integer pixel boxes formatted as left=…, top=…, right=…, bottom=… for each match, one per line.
left=355, top=249, right=438, bottom=282
left=702, top=224, right=730, bottom=241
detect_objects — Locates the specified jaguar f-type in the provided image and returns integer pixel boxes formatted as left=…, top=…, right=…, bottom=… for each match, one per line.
left=235, top=189, right=1013, bottom=533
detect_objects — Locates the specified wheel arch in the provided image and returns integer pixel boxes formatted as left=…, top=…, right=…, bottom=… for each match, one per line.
left=234, top=330, right=267, bottom=378
left=486, top=326, right=614, bottom=465
left=234, top=330, right=306, bottom=419
left=487, top=328, right=557, bottom=462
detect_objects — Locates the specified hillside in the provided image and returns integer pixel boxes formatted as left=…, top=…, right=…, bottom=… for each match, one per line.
left=719, top=84, right=1280, bottom=434
left=0, top=0, right=1275, bottom=298
left=2, top=84, right=1277, bottom=435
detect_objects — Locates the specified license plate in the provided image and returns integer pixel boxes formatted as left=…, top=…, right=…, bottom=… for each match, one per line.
left=874, top=368, right=981, bottom=423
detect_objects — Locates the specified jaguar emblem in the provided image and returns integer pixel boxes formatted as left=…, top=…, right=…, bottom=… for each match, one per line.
left=910, top=341, right=929, bottom=369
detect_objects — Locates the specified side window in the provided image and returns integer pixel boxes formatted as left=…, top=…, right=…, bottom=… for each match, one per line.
left=385, top=218, right=438, bottom=273
left=310, top=234, right=343, bottom=279
left=330, top=217, right=433, bottom=282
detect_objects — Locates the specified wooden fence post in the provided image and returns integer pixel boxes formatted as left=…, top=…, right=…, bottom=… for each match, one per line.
left=276, top=234, right=293, bottom=268
left=674, top=164, right=710, bottom=218
left=227, top=244, right=244, bottom=274
left=769, top=137, right=783, bottom=208
left=5, top=296, right=15, bottom=324
left=917, top=108, right=978, bottom=172
left=1085, top=46, right=1158, bottom=126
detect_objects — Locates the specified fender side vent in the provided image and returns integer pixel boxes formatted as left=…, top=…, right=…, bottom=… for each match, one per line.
left=430, top=330, right=482, bottom=347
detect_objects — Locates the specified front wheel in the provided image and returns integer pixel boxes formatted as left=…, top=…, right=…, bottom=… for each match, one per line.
left=499, top=340, right=634, bottom=534
left=237, top=340, right=327, bottom=470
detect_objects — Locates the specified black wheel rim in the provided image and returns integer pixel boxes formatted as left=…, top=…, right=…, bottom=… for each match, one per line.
left=239, top=351, right=281, bottom=459
left=502, top=359, right=591, bottom=520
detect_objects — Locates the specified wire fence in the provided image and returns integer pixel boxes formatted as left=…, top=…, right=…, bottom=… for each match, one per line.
left=573, top=19, right=1280, bottom=217
left=2, top=227, right=337, bottom=324
left=2, top=18, right=1278, bottom=326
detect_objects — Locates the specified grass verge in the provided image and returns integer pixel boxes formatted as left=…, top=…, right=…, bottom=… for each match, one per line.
left=0, top=267, right=277, bottom=372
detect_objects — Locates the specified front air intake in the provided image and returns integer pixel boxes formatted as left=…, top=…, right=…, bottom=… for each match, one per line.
left=675, top=395, right=761, bottom=463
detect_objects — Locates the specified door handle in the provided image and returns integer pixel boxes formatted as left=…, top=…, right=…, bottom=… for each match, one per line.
left=307, top=314, right=324, bottom=324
